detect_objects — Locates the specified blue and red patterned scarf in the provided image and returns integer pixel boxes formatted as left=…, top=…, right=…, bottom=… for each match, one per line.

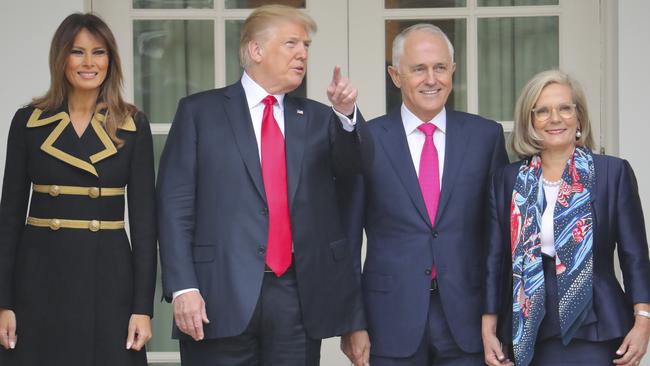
left=510, top=146, right=594, bottom=366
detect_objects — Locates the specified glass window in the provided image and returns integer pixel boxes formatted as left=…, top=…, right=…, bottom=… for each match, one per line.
left=385, top=0, right=466, bottom=8
left=225, top=0, right=305, bottom=9
left=477, top=16, right=558, bottom=121
left=478, top=0, right=557, bottom=6
left=133, top=0, right=213, bottom=9
left=134, top=20, right=215, bottom=124
left=385, top=19, right=467, bottom=114
left=225, top=20, right=244, bottom=86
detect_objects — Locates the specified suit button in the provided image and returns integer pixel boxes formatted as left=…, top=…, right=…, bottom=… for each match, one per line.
left=88, top=187, right=100, bottom=198
left=258, top=247, right=266, bottom=255
left=49, top=218, right=61, bottom=230
left=49, top=185, right=60, bottom=197
left=432, top=231, right=438, bottom=239
left=424, top=269, right=432, bottom=276
left=261, top=207, right=269, bottom=216
left=89, top=220, right=100, bottom=232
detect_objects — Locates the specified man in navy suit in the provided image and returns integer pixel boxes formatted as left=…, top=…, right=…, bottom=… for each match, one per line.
left=342, top=24, right=508, bottom=365
left=157, top=5, right=369, bottom=365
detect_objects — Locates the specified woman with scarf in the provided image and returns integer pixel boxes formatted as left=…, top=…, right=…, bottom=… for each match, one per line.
left=0, top=13, right=156, bottom=366
left=482, top=70, right=650, bottom=366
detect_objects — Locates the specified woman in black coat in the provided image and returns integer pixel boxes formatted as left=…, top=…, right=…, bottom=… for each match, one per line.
left=0, top=13, right=157, bottom=366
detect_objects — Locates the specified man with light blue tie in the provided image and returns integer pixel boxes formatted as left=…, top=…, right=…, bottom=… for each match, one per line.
left=341, top=23, right=508, bottom=365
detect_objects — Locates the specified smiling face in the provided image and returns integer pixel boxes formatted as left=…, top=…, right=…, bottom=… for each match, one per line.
left=246, top=20, right=310, bottom=95
left=533, top=83, right=579, bottom=154
left=388, top=30, right=455, bottom=122
left=64, top=28, right=109, bottom=95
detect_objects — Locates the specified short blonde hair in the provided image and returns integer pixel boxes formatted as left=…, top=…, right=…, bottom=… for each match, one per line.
left=510, top=69, right=595, bottom=159
left=239, top=5, right=317, bottom=68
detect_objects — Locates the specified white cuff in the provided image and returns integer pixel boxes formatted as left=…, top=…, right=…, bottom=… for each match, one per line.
left=172, top=288, right=200, bottom=303
left=333, top=105, right=358, bottom=132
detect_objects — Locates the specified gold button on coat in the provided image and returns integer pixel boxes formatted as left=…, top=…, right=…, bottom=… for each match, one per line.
left=88, top=187, right=100, bottom=198
left=89, top=220, right=100, bottom=232
left=49, top=185, right=60, bottom=196
left=49, top=218, right=61, bottom=230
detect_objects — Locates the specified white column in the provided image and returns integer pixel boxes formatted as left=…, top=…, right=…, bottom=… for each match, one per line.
left=619, top=0, right=650, bottom=237
left=619, top=2, right=650, bottom=364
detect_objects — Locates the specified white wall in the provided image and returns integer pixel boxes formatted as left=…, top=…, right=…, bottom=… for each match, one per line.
left=0, top=0, right=87, bottom=191
left=619, top=1, right=650, bottom=239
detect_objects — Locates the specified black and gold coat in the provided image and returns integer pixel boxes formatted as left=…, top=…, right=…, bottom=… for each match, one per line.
left=0, top=105, right=156, bottom=366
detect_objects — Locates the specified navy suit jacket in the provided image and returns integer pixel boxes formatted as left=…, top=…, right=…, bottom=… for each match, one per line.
left=484, top=154, right=650, bottom=343
left=345, top=108, right=508, bottom=357
left=157, top=81, right=370, bottom=340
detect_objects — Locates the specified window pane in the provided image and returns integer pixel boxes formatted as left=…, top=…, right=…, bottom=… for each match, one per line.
left=225, top=20, right=306, bottom=97
left=385, top=19, right=467, bottom=114
left=478, top=0, right=557, bottom=6
left=225, top=20, right=244, bottom=86
left=149, top=134, right=178, bottom=354
left=134, top=20, right=215, bottom=123
left=477, top=16, right=558, bottom=121
left=133, top=0, right=213, bottom=9
left=225, top=0, right=305, bottom=9
left=385, top=0, right=466, bottom=8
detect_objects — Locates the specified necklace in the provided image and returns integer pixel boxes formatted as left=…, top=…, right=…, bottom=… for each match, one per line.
left=542, top=176, right=562, bottom=187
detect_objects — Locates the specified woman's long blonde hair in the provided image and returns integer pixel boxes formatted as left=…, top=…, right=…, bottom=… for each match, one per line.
left=32, top=13, right=135, bottom=147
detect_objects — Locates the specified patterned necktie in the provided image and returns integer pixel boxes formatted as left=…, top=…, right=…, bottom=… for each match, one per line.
left=418, top=123, right=440, bottom=278
left=261, top=95, right=292, bottom=276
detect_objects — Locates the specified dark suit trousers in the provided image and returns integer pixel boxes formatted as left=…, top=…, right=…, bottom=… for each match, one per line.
left=179, top=268, right=321, bottom=366
left=529, top=255, right=621, bottom=365
left=371, top=286, right=483, bottom=366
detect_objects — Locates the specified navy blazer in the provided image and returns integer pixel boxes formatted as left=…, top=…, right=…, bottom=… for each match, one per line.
left=346, top=108, right=508, bottom=357
left=157, top=81, right=370, bottom=340
left=484, top=154, right=650, bottom=343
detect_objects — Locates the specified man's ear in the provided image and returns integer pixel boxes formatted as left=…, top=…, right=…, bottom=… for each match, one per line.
left=248, top=40, right=264, bottom=63
left=387, top=65, right=401, bottom=89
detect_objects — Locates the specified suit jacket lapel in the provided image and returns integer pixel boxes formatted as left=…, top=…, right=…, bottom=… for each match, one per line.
left=435, top=110, right=470, bottom=222
left=224, top=82, right=266, bottom=202
left=283, top=96, right=306, bottom=208
left=377, top=109, right=431, bottom=225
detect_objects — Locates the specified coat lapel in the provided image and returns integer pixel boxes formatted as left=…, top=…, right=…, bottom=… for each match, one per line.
left=435, top=110, right=470, bottom=223
left=27, top=108, right=136, bottom=177
left=223, top=82, right=267, bottom=202
left=283, top=96, right=307, bottom=208
left=377, top=109, right=431, bottom=225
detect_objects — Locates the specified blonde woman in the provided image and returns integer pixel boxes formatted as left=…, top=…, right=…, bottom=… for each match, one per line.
left=482, top=70, right=650, bottom=366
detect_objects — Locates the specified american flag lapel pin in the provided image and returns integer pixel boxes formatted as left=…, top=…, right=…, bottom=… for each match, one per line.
left=297, top=109, right=304, bottom=115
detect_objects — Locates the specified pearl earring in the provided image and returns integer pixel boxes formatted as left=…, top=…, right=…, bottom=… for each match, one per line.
left=576, top=130, right=582, bottom=139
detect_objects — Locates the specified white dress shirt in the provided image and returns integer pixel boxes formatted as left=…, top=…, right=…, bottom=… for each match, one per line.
left=173, top=73, right=358, bottom=301
left=401, top=104, right=446, bottom=185
left=540, top=180, right=560, bottom=257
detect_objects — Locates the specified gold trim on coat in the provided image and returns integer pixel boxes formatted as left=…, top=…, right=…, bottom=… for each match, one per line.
left=26, top=108, right=137, bottom=176
left=32, top=184, right=125, bottom=198
left=26, top=216, right=125, bottom=231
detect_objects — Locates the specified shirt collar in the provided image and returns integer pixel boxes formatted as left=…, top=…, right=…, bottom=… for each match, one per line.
left=241, top=72, right=285, bottom=110
left=401, top=104, right=447, bottom=136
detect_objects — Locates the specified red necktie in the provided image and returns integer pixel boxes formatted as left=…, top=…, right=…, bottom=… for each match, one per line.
left=261, top=95, right=292, bottom=276
left=418, top=123, right=440, bottom=278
